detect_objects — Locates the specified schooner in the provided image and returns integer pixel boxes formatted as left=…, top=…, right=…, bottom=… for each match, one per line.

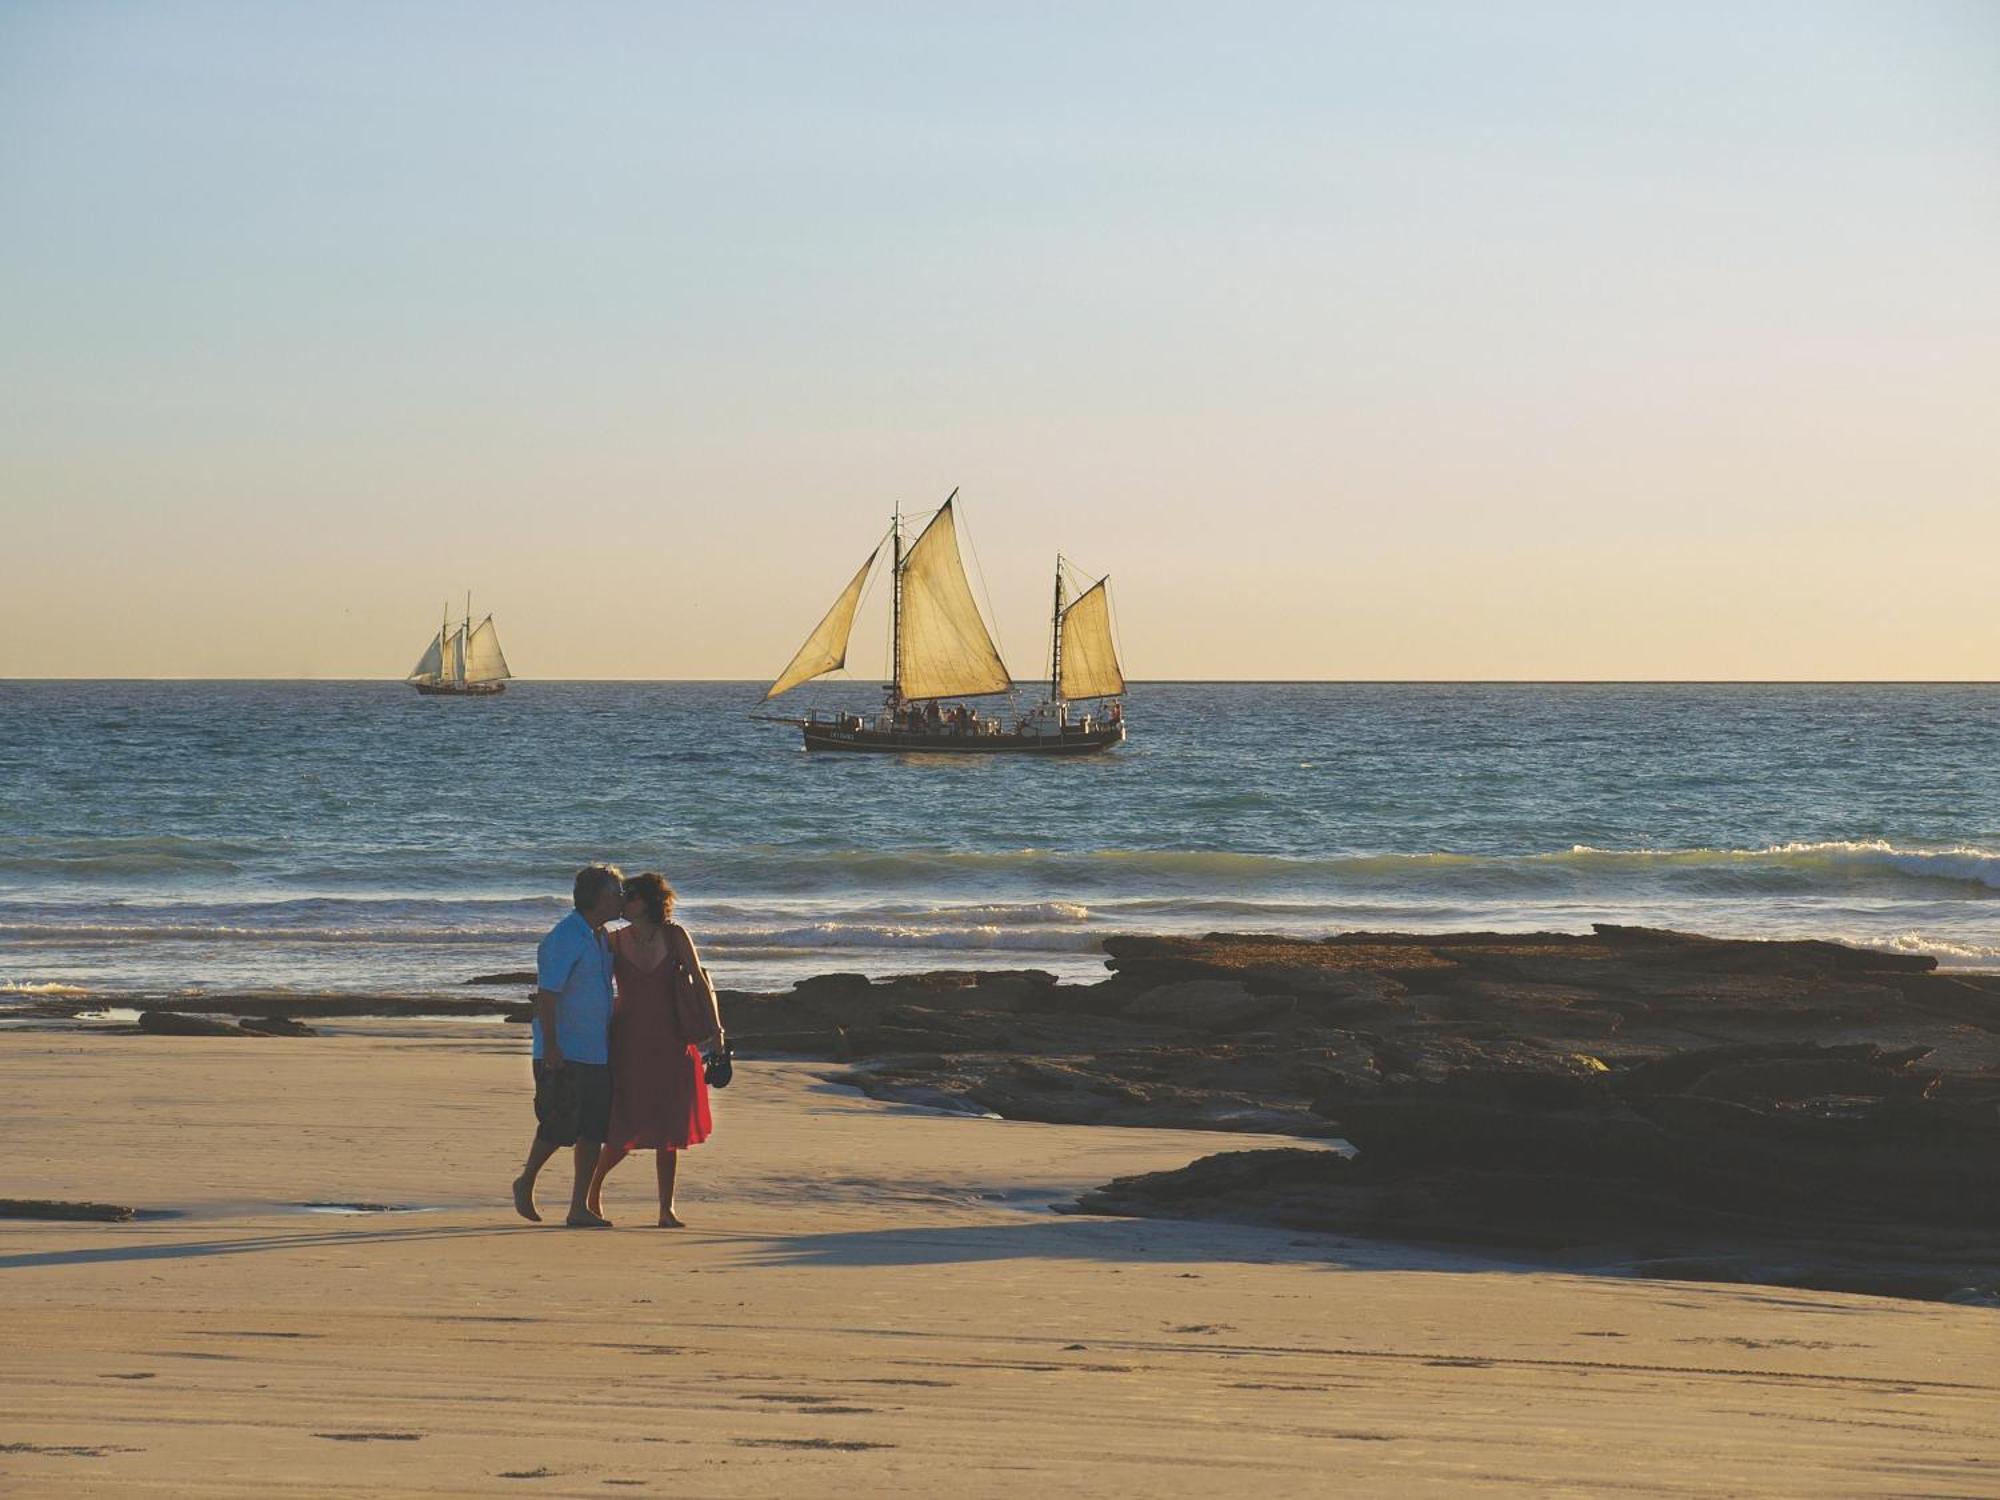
left=758, top=492, right=1127, bottom=754
left=407, top=596, right=513, bottom=697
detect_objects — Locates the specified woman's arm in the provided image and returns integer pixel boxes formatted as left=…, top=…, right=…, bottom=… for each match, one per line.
left=672, top=922, right=724, bottom=1045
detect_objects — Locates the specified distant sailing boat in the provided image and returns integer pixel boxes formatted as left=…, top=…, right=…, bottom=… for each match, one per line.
left=407, top=596, right=512, bottom=697
left=758, top=492, right=1127, bottom=754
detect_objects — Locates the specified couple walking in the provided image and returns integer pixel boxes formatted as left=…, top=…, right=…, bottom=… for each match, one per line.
left=511, top=864, right=724, bottom=1228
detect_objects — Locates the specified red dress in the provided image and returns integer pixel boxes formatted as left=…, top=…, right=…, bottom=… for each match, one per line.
left=606, top=934, right=713, bottom=1151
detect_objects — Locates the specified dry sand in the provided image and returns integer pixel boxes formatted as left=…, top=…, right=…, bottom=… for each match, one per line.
left=2, top=1022, right=1995, bottom=1497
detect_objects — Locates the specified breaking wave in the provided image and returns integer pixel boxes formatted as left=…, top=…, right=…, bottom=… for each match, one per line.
left=1554, top=840, right=2000, bottom=891
left=710, top=922, right=1107, bottom=955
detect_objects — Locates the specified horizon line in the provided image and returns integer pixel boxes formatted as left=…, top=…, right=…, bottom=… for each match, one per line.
left=3, top=677, right=1996, bottom=688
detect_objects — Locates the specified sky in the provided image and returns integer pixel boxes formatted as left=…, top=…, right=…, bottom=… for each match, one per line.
left=1, top=2, right=1995, bottom=680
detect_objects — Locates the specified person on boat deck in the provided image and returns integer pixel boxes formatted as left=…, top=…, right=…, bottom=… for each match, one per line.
left=586, top=872, right=721, bottom=1227
left=512, top=863, right=623, bottom=1229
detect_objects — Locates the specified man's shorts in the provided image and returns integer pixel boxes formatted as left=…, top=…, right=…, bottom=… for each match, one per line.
left=533, top=1060, right=611, bottom=1147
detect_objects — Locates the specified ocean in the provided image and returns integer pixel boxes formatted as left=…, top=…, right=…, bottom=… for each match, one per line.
left=1, top=681, right=1995, bottom=1003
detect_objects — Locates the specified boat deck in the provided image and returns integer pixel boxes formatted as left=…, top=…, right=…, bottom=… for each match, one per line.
left=802, top=722, right=1125, bottom=754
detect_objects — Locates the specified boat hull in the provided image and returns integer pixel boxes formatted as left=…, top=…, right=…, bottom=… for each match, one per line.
left=411, top=681, right=507, bottom=696
left=801, top=722, right=1125, bottom=754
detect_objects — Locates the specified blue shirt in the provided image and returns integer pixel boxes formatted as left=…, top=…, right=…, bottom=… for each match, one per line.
left=531, top=909, right=613, bottom=1064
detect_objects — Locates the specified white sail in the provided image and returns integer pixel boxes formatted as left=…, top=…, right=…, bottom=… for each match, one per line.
left=765, top=546, right=880, bottom=701
left=407, top=630, right=445, bottom=684
left=1058, top=578, right=1125, bottom=700
left=898, top=501, right=1012, bottom=701
left=464, top=616, right=512, bottom=683
left=440, top=625, right=464, bottom=685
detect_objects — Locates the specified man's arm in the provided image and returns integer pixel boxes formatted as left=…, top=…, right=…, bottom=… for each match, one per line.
left=533, top=988, right=565, bottom=1066
left=534, top=918, right=592, bottom=1067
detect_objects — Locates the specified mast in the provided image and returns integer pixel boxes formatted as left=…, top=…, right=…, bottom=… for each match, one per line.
left=889, top=503, right=903, bottom=704
left=1050, top=558, right=1065, bottom=704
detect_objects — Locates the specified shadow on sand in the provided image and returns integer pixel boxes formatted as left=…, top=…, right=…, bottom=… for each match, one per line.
left=0, top=1222, right=525, bottom=1272
left=0, top=1210, right=1486, bottom=1277
left=736, top=1214, right=1487, bottom=1274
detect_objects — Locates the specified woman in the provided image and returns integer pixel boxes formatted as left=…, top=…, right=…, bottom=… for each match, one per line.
left=584, top=872, right=721, bottom=1227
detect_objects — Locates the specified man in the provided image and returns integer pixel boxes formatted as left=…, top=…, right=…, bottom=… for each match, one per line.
left=512, top=864, right=623, bottom=1228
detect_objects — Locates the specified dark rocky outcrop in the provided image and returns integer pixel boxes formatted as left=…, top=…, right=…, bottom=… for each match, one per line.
left=0, top=1198, right=137, bottom=1222
left=239, top=1015, right=318, bottom=1037
left=717, top=927, right=2000, bottom=1304
left=138, top=1010, right=243, bottom=1037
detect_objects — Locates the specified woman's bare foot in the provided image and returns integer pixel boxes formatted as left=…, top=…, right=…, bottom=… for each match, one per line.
left=564, top=1209, right=612, bottom=1229
left=654, top=1211, right=686, bottom=1228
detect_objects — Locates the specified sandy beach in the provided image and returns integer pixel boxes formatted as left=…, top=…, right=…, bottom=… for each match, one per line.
left=4, top=1018, right=1996, bottom=1498
left=9, top=0, right=1998, bottom=1490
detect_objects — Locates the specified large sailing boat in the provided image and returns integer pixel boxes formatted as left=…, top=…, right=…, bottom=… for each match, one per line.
left=407, top=596, right=513, bottom=697
left=758, top=492, right=1127, bottom=754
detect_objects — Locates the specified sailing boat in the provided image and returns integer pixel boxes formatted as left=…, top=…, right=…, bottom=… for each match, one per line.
left=758, top=492, right=1127, bottom=754
left=407, top=596, right=513, bottom=697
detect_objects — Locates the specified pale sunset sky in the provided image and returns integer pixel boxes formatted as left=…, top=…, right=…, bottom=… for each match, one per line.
left=1, top=2, right=1994, bottom=680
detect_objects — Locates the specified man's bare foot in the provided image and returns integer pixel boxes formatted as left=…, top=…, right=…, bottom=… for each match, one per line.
left=511, top=1175, right=540, bottom=1223
left=655, top=1211, right=686, bottom=1229
left=564, top=1209, right=612, bottom=1229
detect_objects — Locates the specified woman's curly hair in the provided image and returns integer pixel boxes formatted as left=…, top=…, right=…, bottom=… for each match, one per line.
left=621, top=871, right=676, bottom=925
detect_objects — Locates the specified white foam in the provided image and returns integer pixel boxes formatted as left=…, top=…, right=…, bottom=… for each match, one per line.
left=723, top=922, right=1108, bottom=955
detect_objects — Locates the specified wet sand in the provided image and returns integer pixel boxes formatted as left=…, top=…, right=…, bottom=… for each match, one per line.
left=2, top=1022, right=1995, bottom=1497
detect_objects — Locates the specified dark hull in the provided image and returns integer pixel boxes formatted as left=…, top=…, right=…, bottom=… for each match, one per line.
left=802, top=723, right=1125, bottom=755
left=411, top=681, right=507, bottom=696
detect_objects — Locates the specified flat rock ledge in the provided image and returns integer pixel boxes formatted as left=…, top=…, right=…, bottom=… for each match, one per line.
left=1, top=1198, right=137, bottom=1223
left=723, top=926, right=1999, bottom=1304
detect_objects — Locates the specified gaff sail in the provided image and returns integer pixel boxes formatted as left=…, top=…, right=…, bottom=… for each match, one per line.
left=1058, top=578, right=1124, bottom=700
left=463, top=617, right=512, bottom=683
left=897, top=500, right=1012, bottom=701
left=439, top=627, right=465, bottom=685
left=764, top=546, right=881, bottom=701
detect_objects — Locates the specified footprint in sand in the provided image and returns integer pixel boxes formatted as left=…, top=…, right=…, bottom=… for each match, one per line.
left=736, top=1394, right=880, bottom=1415
left=0, top=1442, right=143, bottom=1459
left=314, top=1432, right=424, bottom=1443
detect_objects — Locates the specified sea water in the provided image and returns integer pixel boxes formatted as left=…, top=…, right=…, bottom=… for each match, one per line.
left=1, top=681, right=1995, bottom=1000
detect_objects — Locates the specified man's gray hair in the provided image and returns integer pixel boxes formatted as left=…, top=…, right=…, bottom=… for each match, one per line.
left=572, top=864, right=625, bottom=910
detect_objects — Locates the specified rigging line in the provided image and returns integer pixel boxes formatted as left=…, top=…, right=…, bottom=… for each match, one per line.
left=827, top=522, right=899, bottom=714
left=1103, top=574, right=1130, bottom=688
left=842, top=532, right=889, bottom=684
left=789, top=519, right=897, bottom=717
left=884, top=505, right=902, bottom=695
left=804, top=556, right=887, bottom=712
left=952, top=493, right=1022, bottom=710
